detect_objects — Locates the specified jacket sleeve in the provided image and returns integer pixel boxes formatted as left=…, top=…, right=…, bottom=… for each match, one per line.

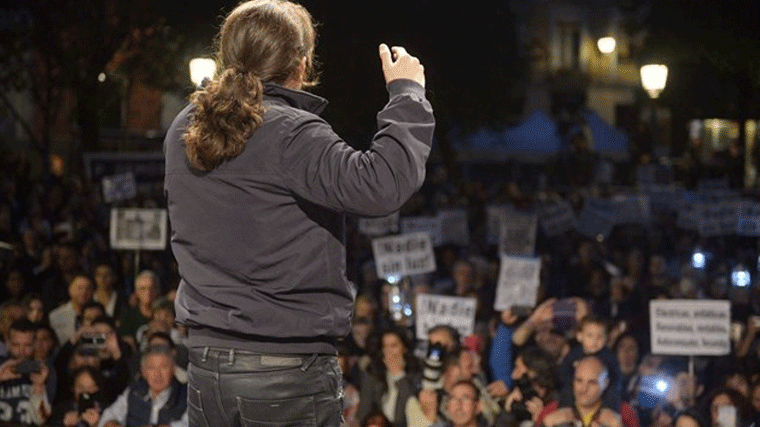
left=280, top=79, right=435, bottom=217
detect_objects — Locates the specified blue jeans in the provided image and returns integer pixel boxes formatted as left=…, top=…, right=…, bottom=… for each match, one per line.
left=187, top=347, right=343, bottom=427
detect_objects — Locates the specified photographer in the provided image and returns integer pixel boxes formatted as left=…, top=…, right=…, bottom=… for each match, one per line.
left=0, top=318, right=53, bottom=425
left=497, top=346, right=558, bottom=427
left=48, top=366, right=105, bottom=427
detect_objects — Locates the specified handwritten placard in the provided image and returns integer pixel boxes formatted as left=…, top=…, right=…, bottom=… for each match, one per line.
left=109, top=208, right=167, bottom=250
left=372, top=232, right=436, bottom=279
left=650, top=299, right=731, bottom=356
left=401, top=216, right=442, bottom=246
left=494, top=255, right=541, bottom=311
left=415, top=294, right=477, bottom=339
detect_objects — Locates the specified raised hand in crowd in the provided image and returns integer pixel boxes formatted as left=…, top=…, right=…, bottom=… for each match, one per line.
left=512, top=298, right=555, bottom=346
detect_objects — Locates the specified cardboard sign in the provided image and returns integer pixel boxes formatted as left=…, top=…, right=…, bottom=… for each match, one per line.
left=494, top=255, right=541, bottom=311
left=401, top=216, right=442, bottom=246
left=102, top=172, right=137, bottom=203
left=486, top=205, right=508, bottom=245
left=737, top=200, right=760, bottom=236
left=109, top=208, right=167, bottom=250
left=415, top=294, right=477, bottom=339
left=438, top=208, right=470, bottom=246
left=359, top=212, right=399, bottom=236
left=650, top=300, right=731, bottom=356
left=372, top=232, right=436, bottom=279
left=539, top=200, right=576, bottom=237
left=499, top=211, right=537, bottom=256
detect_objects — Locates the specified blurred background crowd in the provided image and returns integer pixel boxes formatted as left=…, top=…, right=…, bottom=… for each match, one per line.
left=0, top=142, right=759, bottom=427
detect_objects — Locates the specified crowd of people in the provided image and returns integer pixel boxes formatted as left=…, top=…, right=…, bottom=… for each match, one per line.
left=0, top=144, right=759, bottom=427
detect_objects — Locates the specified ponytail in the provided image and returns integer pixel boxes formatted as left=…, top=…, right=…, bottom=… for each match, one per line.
left=183, top=68, right=265, bottom=172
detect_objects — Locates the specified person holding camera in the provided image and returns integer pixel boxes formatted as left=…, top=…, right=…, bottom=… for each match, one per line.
left=496, top=346, right=558, bottom=427
left=48, top=365, right=105, bottom=427
left=0, top=318, right=53, bottom=425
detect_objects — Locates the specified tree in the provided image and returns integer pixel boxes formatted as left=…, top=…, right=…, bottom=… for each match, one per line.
left=0, top=0, right=183, bottom=172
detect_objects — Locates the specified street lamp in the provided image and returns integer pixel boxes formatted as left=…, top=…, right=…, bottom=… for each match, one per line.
left=640, top=64, right=668, bottom=99
left=597, top=37, right=616, bottom=54
left=189, top=58, right=217, bottom=88
left=640, top=64, right=668, bottom=158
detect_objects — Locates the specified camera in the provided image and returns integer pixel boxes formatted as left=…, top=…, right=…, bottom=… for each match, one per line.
left=421, top=342, right=447, bottom=390
left=13, top=359, right=42, bottom=375
left=509, top=376, right=539, bottom=421
left=636, top=374, right=670, bottom=409
left=77, top=392, right=99, bottom=414
left=552, top=299, right=576, bottom=333
left=79, top=333, right=107, bottom=349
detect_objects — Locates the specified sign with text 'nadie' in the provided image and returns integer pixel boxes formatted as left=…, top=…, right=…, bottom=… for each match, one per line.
left=371, top=232, right=436, bottom=279
left=415, top=294, right=477, bottom=339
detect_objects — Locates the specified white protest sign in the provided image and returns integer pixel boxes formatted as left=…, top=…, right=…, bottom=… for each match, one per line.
left=109, top=208, right=167, bottom=250
left=415, top=294, right=477, bottom=339
left=401, top=216, right=442, bottom=246
left=102, top=172, right=137, bottom=203
left=437, top=208, right=469, bottom=246
left=359, top=212, right=399, bottom=236
left=499, top=211, right=537, bottom=256
left=371, top=232, right=436, bottom=279
left=676, top=193, right=700, bottom=230
left=737, top=200, right=760, bottom=236
left=494, top=255, right=541, bottom=311
left=539, top=200, right=576, bottom=237
left=650, top=299, right=731, bottom=356
left=612, top=194, right=651, bottom=224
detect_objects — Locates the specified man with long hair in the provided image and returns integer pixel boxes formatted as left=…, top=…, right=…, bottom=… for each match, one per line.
left=163, top=1, right=434, bottom=426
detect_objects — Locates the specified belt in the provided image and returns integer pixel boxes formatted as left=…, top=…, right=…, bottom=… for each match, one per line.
left=189, top=347, right=320, bottom=371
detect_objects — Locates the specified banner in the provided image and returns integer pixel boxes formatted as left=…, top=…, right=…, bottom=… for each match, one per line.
left=109, top=208, right=167, bottom=250
left=415, top=294, right=477, bottom=339
left=102, top=172, right=137, bottom=203
left=493, top=255, right=541, bottom=311
left=372, top=232, right=436, bottom=279
left=359, top=212, right=399, bottom=236
left=698, top=200, right=739, bottom=237
left=499, top=211, right=537, bottom=256
left=650, top=299, right=731, bottom=356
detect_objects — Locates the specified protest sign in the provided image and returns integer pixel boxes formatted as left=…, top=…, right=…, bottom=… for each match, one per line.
left=102, top=172, right=137, bottom=203
left=415, top=294, right=477, bottom=339
left=372, top=232, right=436, bottom=279
left=109, top=208, right=167, bottom=250
left=493, top=255, right=541, bottom=311
left=676, top=192, right=701, bottom=230
left=499, top=211, right=537, bottom=256
left=359, top=212, right=399, bottom=236
left=539, top=200, right=576, bottom=237
left=486, top=205, right=507, bottom=245
left=612, top=194, right=651, bottom=224
left=650, top=300, right=731, bottom=356
left=698, top=199, right=739, bottom=237
left=401, top=216, right=442, bottom=246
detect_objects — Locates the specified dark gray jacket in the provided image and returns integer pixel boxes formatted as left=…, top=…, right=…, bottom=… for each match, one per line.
left=164, top=80, right=434, bottom=354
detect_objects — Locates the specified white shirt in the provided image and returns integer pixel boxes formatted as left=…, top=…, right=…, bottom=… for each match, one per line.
left=49, top=301, right=77, bottom=344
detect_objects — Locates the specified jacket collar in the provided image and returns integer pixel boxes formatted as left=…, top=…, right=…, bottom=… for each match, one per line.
left=264, top=83, right=328, bottom=115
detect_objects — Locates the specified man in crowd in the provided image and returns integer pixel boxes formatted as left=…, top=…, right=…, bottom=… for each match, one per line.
left=0, top=318, right=53, bottom=425
left=437, top=380, right=484, bottom=427
left=99, top=344, right=186, bottom=427
left=542, top=356, right=639, bottom=427
left=49, top=273, right=95, bottom=344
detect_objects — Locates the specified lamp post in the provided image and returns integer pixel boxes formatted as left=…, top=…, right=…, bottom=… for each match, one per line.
left=597, top=37, right=617, bottom=80
left=640, top=64, right=668, bottom=157
left=189, top=58, right=217, bottom=88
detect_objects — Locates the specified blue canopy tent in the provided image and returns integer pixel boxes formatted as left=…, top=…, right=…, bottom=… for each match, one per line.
left=454, top=111, right=564, bottom=164
left=583, top=109, right=630, bottom=162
